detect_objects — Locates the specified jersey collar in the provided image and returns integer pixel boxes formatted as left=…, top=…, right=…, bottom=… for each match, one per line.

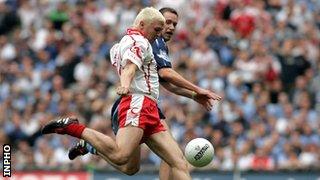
left=126, top=28, right=145, bottom=37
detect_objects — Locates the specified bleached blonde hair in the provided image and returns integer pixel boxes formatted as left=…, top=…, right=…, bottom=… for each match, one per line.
left=133, top=7, right=165, bottom=27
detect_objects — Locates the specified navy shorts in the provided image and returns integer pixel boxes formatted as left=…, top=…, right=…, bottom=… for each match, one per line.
left=111, top=97, right=166, bottom=135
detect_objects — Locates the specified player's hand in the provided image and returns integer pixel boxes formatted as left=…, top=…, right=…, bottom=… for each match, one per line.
left=200, top=89, right=222, bottom=101
left=193, top=93, right=215, bottom=111
left=116, top=86, right=130, bottom=96
left=194, top=89, right=222, bottom=111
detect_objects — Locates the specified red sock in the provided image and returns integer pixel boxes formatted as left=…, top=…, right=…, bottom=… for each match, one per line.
left=64, top=123, right=86, bottom=138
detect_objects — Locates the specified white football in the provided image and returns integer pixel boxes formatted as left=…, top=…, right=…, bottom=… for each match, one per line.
left=184, top=138, right=214, bottom=167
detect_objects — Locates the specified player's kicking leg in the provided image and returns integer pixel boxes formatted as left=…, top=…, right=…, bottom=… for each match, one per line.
left=69, top=138, right=141, bottom=175
left=67, top=97, right=142, bottom=175
left=42, top=117, right=143, bottom=169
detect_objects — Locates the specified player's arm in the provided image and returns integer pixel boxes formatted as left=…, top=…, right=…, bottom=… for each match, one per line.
left=158, top=67, right=201, bottom=93
left=160, top=81, right=195, bottom=98
left=117, top=38, right=145, bottom=95
left=153, top=39, right=201, bottom=93
left=153, top=39, right=221, bottom=102
left=160, top=81, right=215, bottom=111
left=117, top=61, right=138, bottom=95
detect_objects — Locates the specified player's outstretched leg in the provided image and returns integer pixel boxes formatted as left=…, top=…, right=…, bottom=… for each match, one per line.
left=68, top=139, right=141, bottom=176
left=42, top=117, right=143, bottom=167
left=41, top=117, right=85, bottom=138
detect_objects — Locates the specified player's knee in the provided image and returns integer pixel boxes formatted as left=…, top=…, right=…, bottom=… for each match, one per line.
left=123, top=166, right=140, bottom=176
left=115, top=156, right=129, bottom=166
left=172, top=156, right=189, bottom=172
left=177, top=160, right=189, bottom=172
left=114, top=152, right=131, bottom=166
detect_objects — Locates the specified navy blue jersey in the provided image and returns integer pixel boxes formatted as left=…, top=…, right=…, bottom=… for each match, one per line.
left=152, top=37, right=172, bottom=70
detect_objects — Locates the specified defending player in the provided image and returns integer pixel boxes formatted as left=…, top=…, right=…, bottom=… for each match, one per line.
left=153, top=7, right=222, bottom=180
left=41, top=7, right=191, bottom=179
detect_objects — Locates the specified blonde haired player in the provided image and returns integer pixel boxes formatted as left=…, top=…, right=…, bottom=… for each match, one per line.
left=133, top=7, right=164, bottom=26
left=42, top=7, right=191, bottom=179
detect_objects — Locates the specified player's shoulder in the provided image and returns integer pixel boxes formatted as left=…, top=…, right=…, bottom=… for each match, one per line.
left=152, top=37, right=167, bottom=49
left=121, top=34, right=149, bottom=47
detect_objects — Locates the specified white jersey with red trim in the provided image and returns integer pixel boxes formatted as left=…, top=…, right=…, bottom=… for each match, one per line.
left=110, top=28, right=159, bottom=101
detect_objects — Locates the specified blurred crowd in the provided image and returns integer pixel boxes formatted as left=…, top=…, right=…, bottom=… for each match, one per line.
left=0, top=0, right=319, bottom=172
